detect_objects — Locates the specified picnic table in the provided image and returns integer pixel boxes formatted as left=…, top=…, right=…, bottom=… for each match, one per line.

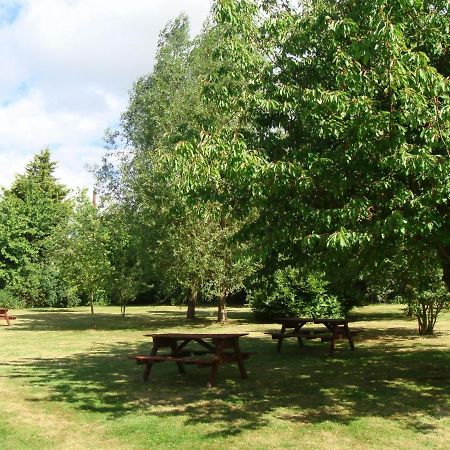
left=267, top=317, right=358, bottom=354
left=0, top=309, right=16, bottom=326
left=134, top=332, right=250, bottom=387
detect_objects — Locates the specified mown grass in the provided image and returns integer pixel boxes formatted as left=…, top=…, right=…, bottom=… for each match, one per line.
left=0, top=304, right=449, bottom=449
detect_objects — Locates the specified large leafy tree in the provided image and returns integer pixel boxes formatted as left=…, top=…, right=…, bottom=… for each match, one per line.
left=188, top=1, right=448, bottom=273
left=99, top=14, right=257, bottom=322
left=169, top=0, right=449, bottom=328
left=101, top=205, right=144, bottom=317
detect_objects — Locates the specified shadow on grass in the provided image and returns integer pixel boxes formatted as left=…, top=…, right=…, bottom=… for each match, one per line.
left=5, top=334, right=450, bottom=438
left=10, top=306, right=257, bottom=332
left=12, top=310, right=214, bottom=332
left=349, top=308, right=411, bottom=322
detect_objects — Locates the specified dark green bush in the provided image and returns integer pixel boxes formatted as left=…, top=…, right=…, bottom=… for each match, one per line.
left=0, top=289, right=24, bottom=308
left=7, top=263, right=80, bottom=308
left=249, top=267, right=346, bottom=321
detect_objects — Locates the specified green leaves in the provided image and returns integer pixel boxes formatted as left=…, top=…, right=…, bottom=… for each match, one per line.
left=0, top=150, right=71, bottom=305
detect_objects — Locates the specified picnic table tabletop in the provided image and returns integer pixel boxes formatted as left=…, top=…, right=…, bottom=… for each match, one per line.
left=314, top=318, right=349, bottom=324
left=144, top=332, right=248, bottom=339
left=276, top=317, right=313, bottom=324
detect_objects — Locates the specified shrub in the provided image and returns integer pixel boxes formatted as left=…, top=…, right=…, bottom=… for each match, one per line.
left=7, top=263, right=80, bottom=308
left=0, top=289, right=24, bottom=308
left=249, top=267, right=346, bottom=321
left=407, top=284, right=449, bottom=335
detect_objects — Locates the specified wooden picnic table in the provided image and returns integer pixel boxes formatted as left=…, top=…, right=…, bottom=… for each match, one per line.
left=267, top=317, right=358, bottom=354
left=134, top=332, right=250, bottom=387
left=0, top=309, right=16, bottom=326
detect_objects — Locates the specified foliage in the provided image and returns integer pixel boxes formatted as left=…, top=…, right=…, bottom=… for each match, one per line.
left=408, top=284, right=450, bottom=335
left=0, top=289, right=23, bottom=309
left=250, top=266, right=346, bottom=321
left=209, top=0, right=449, bottom=276
left=0, top=149, right=71, bottom=306
left=101, top=206, right=144, bottom=316
left=98, top=14, right=259, bottom=322
left=51, top=191, right=112, bottom=322
left=6, top=262, right=79, bottom=308
left=169, top=0, right=450, bottom=329
left=2, top=1, right=448, bottom=330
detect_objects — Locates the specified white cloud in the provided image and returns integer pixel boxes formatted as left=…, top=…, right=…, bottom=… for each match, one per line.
left=0, top=0, right=212, bottom=191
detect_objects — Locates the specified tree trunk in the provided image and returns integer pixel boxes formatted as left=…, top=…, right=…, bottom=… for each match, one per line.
left=217, top=291, right=228, bottom=323
left=121, top=304, right=126, bottom=318
left=186, top=290, right=197, bottom=320
left=89, top=292, right=96, bottom=329
left=406, top=305, right=413, bottom=317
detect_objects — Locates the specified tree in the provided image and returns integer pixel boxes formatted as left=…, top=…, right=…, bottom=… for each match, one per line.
left=52, top=191, right=111, bottom=326
left=98, top=14, right=258, bottom=322
left=178, top=1, right=449, bottom=318
left=102, top=205, right=144, bottom=317
left=361, top=239, right=449, bottom=334
left=0, top=149, right=70, bottom=305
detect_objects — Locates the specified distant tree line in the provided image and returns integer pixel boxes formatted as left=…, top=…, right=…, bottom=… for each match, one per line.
left=1, top=0, right=448, bottom=334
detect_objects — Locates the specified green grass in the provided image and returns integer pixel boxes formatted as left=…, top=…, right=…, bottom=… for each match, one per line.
left=0, top=304, right=449, bottom=449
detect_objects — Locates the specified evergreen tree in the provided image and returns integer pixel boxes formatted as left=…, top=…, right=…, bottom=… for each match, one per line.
left=0, top=149, right=70, bottom=306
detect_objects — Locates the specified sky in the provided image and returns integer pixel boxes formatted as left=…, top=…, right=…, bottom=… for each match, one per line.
left=0, top=0, right=211, bottom=192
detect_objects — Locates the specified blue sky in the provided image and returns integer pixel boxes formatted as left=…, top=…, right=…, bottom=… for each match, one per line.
left=0, top=2, right=21, bottom=26
left=0, top=0, right=211, bottom=192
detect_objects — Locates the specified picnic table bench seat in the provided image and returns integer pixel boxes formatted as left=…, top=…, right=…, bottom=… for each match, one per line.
left=135, top=355, right=219, bottom=367
left=3, top=315, right=16, bottom=320
left=134, top=351, right=252, bottom=365
left=266, top=330, right=332, bottom=339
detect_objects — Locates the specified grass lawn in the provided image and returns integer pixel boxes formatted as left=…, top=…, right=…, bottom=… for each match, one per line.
left=0, top=304, right=449, bottom=449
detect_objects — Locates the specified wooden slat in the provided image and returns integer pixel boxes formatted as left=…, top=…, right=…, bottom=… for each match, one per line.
left=134, top=355, right=218, bottom=366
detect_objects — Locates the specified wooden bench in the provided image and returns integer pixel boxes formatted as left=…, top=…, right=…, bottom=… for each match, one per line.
left=135, top=355, right=219, bottom=368
left=0, top=309, right=16, bottom=326
left=319, top=328, right=361, bottom=342
left=134, top=352, right=252, bottom=368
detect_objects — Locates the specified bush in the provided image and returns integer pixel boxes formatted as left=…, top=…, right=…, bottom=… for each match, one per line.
left=407, top=284, right=449, bottom=335
left=7, top=263, right=80, bottom=308
left=249, top=267, right=346, bottom=321
left=0, top=289, right=24, bottom=308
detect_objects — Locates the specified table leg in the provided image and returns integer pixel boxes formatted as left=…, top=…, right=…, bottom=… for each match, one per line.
left=344, top=323, right=355, bottom=351
left=294, top=324, right=304, bottom=348
left=232, top=339, right=248, bottom=379
left=143, top=344, right=159, bottom=381
left=170, top=342, right=186, bottom=374
left=329, top=324, right=337, bottom=355
left=207, top=362, right=219, bottom=388
left=277, top=324, right=286, bottom=352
